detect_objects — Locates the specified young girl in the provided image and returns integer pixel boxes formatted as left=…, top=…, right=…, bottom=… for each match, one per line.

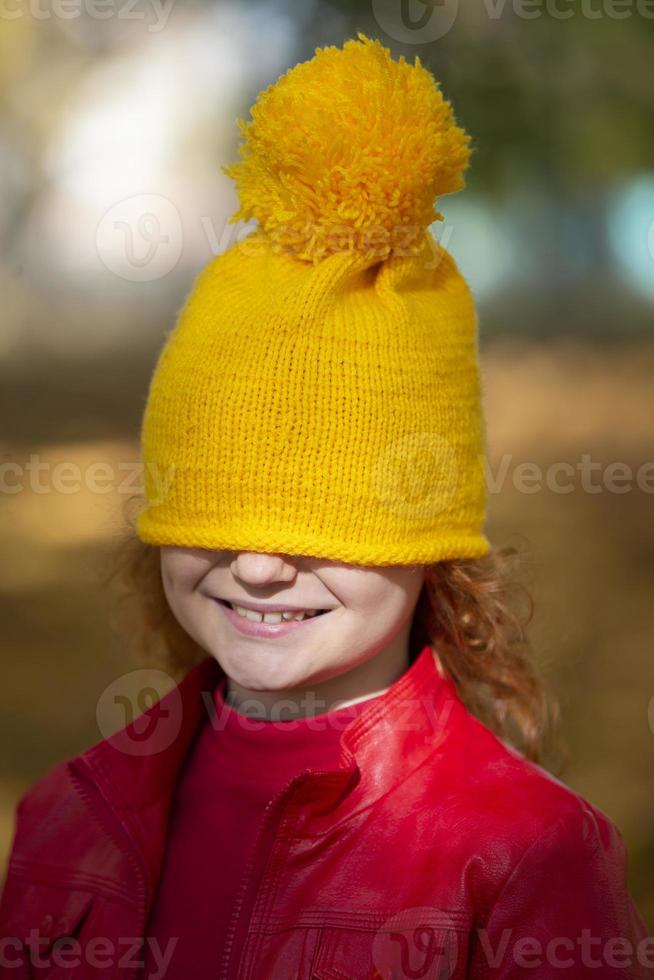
left=1, top=34, right=650, bottom=980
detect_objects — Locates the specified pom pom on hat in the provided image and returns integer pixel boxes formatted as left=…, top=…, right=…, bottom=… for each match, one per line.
left=223, top=33, right=472, bottom=264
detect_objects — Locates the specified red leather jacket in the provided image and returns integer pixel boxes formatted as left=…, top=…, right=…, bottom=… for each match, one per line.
left=1, top=644, right=651, bottom=979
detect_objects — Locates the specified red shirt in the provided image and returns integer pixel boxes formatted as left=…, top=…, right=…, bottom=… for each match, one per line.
left=140, top=675, right=383, bottom=979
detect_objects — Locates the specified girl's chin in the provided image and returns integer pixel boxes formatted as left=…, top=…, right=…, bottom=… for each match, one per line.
left=223, top=666, right=310, bottom=693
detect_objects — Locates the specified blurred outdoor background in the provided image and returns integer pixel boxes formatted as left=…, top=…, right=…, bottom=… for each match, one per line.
left=1, top=0, right=653, bottom=928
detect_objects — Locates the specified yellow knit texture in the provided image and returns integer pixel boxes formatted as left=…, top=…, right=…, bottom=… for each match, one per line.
left=136, top=35, right=491, bottom=565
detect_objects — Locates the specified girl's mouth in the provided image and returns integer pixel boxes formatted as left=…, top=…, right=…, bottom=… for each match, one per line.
left=212, top=598, right=332, bottom=639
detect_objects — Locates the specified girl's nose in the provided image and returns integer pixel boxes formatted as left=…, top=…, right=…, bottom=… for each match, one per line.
left=229, top=551, right=298, bottom=587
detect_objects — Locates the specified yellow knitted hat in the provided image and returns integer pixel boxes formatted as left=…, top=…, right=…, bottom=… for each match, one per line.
left=136, top=34, right=491, bottom=565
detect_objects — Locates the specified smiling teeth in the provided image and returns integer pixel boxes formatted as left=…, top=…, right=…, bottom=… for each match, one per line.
left=232, top=605, right=320, bottom=624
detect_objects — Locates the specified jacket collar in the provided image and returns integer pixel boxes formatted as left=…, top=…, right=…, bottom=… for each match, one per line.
left=70, top=644, right=459, bottom=889
left=301, top=642, right=461, bottom=835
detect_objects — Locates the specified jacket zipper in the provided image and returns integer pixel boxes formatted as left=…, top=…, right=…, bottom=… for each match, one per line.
left=67, top=759, right=149, bottom=980
left=218, top=763, right=357, bottom=980
left=218, top=770, right=313, bottom=980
